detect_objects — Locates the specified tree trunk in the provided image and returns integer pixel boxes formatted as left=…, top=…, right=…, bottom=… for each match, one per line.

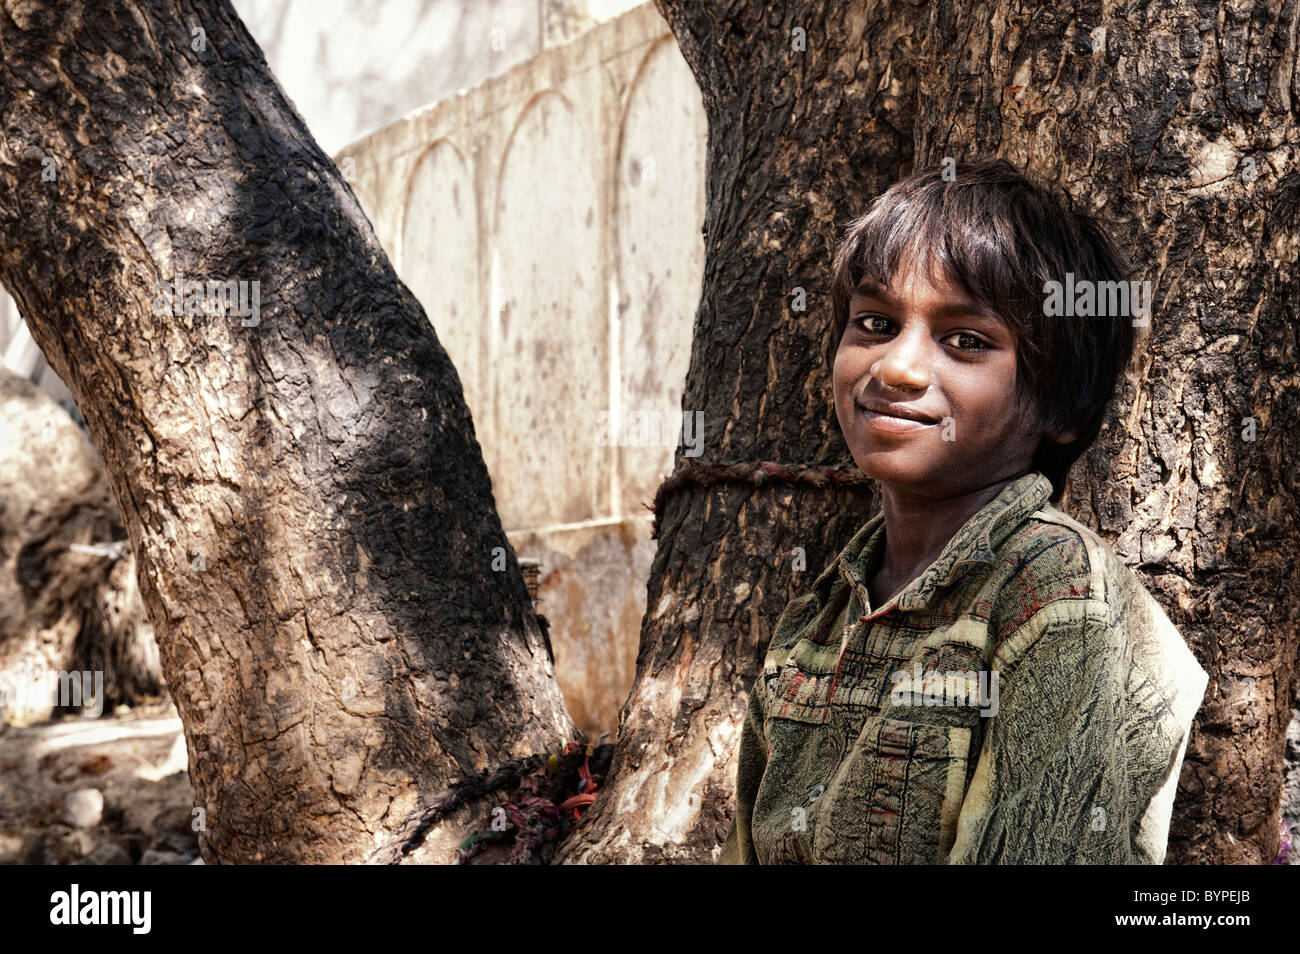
left=0, top=0, right=575, bottom=863
left=558, top=0, right=1300, bottom=864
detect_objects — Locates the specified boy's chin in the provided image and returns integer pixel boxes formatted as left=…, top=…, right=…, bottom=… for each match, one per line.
left=851, top=452, right=951, bottom=493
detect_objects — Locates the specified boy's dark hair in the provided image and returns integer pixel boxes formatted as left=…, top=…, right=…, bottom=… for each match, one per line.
left=827, top=157, right=1139, bottom=504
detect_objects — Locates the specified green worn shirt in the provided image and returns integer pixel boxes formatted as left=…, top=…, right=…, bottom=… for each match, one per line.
left=718, top=471, right=1208, bottom=864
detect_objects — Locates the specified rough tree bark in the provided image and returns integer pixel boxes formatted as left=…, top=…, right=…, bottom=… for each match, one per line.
left=0, top=0, right=574, bottom=863
left=557, top=0, right=1300, bottom=864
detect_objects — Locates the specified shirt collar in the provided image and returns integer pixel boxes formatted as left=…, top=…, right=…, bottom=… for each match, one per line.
left=811, top=471, right=1053, bottom=614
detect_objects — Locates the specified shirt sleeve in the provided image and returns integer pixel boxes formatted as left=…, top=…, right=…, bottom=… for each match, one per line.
left=718, top=675, right=769, bottom=864
left=946, top=605, right=1164, bottom=864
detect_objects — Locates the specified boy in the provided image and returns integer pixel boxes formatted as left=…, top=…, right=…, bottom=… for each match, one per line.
left=719, top=158, right=1208, bottom=864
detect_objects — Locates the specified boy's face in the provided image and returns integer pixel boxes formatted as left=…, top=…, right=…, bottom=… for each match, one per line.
left=833, top=260, right=1053, bottom=500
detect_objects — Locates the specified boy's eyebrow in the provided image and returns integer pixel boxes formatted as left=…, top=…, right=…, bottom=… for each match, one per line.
left=853, top=278, right=1001, bottom=322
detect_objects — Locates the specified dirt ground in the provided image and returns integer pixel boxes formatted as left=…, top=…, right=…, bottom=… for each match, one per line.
left=0, top=697, right=202, bottom=865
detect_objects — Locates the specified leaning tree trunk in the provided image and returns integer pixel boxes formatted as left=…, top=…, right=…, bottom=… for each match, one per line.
left=0, top=0, right=575, bottom=863
left=557, top=0, right=1300, bottom=864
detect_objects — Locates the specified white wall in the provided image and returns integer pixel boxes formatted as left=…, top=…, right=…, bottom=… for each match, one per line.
left=232, top=0, right=642, bottom=155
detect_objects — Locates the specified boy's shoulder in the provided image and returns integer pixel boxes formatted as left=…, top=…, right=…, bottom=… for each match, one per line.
left=999, top=501, right=1166, bottom=625
left=986, top=498, right=1176, bottom=614
left=974, top=501, right=1104, bottom=649
left=991, top=501, right=1208, bottom=719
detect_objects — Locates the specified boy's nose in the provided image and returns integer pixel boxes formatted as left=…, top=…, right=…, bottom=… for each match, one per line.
left=869, top=335, right=930, bottom=391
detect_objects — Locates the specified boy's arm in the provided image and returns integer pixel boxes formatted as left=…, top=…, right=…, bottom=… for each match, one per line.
left=718, top=675, right=768, bottom=864
left=947, top=605, right=1196, bottom=865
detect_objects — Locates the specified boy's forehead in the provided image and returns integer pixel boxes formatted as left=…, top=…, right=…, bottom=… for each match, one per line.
left=853, top=272, right=991, bottom=316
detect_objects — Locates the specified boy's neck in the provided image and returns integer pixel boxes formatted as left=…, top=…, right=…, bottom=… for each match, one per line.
left=869, top=473, right=1027, bottom=606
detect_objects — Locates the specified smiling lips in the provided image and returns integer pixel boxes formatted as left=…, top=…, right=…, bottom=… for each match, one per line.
left=857, top=400, right=941, bottom=433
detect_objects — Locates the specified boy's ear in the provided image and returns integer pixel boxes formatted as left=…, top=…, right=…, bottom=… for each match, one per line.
left=1045, top=424, right=1077, bottom=444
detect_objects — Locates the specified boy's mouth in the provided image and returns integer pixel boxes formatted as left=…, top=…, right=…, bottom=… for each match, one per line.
left=857, top=400, right=940, bottom=433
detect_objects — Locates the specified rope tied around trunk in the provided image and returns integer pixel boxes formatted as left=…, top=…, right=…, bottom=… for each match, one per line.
left=644, top=459, right=874, bottom=539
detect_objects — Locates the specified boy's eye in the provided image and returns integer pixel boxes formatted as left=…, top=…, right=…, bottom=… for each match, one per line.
left=852, top=315, right=991, bottom=353
left=945, top=332, right=990, bottom=352
left=853, top=314, right=893, bottom=335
